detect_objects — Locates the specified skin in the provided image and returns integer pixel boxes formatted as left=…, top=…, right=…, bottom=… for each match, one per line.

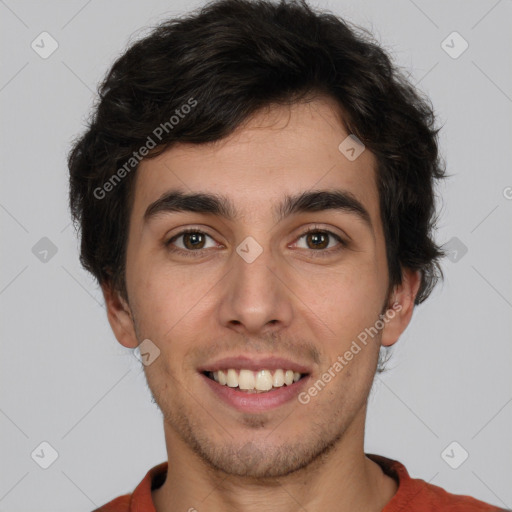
left=102, top=97, right=421, bottom=512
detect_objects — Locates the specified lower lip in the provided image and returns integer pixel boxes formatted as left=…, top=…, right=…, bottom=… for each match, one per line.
left=201, top=373, right=309, bottom=413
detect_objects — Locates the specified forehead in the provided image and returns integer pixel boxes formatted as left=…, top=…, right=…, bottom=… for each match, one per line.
left=131, top=98, right=380, bottom=227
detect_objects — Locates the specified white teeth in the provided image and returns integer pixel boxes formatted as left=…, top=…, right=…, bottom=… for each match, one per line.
left=255, top=370, right=273, bottom=391
left=218, top=370, right=227, bottom=385
left=226, top=369, right=238, bottom=387
left=238, top=369, right=255, bottom=390
left=272, top=369, right=284, bottom=387
left=210, top=368, right=304, bottom=391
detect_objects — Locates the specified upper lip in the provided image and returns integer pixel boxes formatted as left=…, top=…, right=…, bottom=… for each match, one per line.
left=198, top=355, right=312, bottom=374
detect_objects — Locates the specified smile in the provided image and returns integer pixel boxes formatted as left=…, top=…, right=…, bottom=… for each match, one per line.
left=204, top=368, right=306, bottom=393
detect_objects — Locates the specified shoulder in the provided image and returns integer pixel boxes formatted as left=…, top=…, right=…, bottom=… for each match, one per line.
left=91, top=461, right=168, bottom=512
left=402, top=479, right=506, bottom=511
left=367, top=453, right=506, bottom=512
left=92, top=494, right=131, bottom=512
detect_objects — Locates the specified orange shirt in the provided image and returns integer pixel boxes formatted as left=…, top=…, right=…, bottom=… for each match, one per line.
left=93, top=453, right=506, bottom=511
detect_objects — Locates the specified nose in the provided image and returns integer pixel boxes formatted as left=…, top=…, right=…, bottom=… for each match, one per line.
left=217, top=239, right=294, bottom=336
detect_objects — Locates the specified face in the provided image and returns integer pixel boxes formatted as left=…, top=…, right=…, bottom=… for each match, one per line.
left=106, top=97, right=416, bottom=478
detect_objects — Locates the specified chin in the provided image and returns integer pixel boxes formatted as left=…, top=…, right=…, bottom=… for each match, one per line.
left=186, top=431, right=343, bottom=479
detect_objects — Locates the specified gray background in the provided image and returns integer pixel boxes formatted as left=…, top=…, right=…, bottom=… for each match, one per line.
left=1, top=0, right=511, bottom=510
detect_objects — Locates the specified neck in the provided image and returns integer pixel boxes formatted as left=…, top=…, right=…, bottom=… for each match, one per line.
left=152, top=411, right=398, bottom=512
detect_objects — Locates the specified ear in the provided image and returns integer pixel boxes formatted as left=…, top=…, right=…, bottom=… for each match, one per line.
left=380, top=268, right=421, bottom=347
left=101, top=281, right=139, bottom=349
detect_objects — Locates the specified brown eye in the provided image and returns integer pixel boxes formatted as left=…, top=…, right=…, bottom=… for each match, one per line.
left=166, top=230, right=217, bottom=254
left=182, top=232, right=206, bottom=250
left=290, top=227, right=347, bottom=258
left=305, top=231, right=330, bottom=250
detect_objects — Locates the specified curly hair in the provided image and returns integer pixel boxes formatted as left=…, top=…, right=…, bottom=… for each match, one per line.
left=68, top=0, right=445, bottom=304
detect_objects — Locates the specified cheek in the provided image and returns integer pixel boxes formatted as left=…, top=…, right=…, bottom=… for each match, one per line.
left=302, top=264, right=385, bottom=335
left=128, top=259, right=221, bottom=344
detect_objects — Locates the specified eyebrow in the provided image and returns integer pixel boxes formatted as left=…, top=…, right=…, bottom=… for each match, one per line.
left=144, top=188, right=372, bottom=230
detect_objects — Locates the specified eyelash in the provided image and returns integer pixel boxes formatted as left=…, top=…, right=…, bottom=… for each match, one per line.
left=291, top=226, right=346, bottom=258
left=165, top=228, right=219, bottom=259
left=165, top=226, right=347, bottom=259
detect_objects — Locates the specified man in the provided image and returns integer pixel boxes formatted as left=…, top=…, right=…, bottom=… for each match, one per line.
left=68, top=0, right=505, bottom=510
